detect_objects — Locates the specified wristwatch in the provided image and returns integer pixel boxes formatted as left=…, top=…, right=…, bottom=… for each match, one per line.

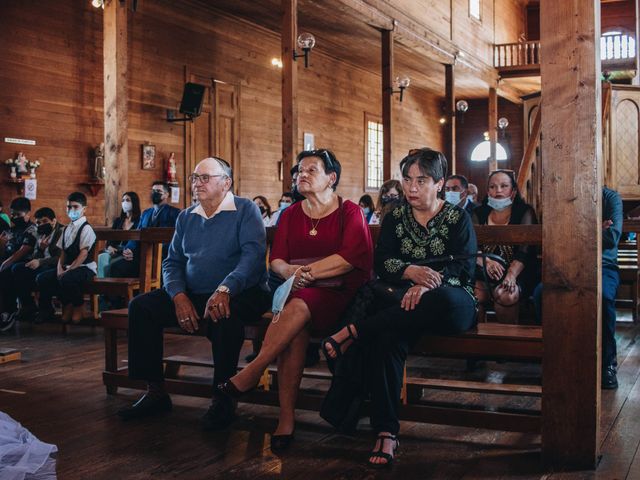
left=216, top=285, right=230, bottom=295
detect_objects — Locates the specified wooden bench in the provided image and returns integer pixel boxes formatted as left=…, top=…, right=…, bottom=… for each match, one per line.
left=617, top=220, right=640, bottom=321
left=87, top=228, right=165, bottom=317
left=101, top=224, right=544, bottom=432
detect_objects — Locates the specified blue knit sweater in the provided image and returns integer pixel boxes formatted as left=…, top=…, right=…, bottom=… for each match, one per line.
left=163, top=196, right=268, bottom=298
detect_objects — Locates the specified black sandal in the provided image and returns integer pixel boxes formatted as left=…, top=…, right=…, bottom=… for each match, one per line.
left=321, top=324, right=357, bottom=361
left=368, top=433, right=399, bottom=468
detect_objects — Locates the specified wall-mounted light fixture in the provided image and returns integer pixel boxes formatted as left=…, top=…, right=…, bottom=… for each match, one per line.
left=389, top=75, right=410, bottom=102
left=293, top=33, right=316, bottom=68
left=91, top=0, right=137, bottom=11
left=271, top=58, right=283, bottom=69
left=497, top=116, right=509, bottom=139
left=91, top=0, right=104, bottom=8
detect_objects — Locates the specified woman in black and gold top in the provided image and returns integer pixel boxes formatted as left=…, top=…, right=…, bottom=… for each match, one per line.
left=323, top=148, right=477, bottom=467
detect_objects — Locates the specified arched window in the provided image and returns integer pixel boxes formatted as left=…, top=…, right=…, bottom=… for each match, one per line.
left=601, top=31, right=636, bottom=60
left=470, top=140, right=508, bottom=162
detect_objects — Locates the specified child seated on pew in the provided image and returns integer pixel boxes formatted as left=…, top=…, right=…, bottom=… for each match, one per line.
left=36, top=192, right=97, bottom=324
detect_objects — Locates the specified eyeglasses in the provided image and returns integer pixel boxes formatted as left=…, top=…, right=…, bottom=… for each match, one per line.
left=297, top=149, right=335, bottom=170
left=188, top=173, right=226, bottom=184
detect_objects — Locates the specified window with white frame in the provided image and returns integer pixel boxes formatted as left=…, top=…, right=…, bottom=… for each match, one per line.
left=600, top=31, right=636, bottom=60
left=365, top=115, right=383, bottom=191
left=469, top=0, right=481, bottom=21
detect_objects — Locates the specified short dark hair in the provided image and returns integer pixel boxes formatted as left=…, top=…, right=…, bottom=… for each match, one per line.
left=400, top=148, right=448, bottom=199
left=358, top=194, right=375, bottom=210
left=67, top=191, right=87, bottom=206
left=281, top=192, right=294, bottom=200
left=447, top=174, right=469, bottom=189
left=152, top=181, right=171, bottom=194
left=296, top=149, right=341, bottom=190
left=34, top=207, right=56, bottom=220
left=10, top=197, right=31, bottom=213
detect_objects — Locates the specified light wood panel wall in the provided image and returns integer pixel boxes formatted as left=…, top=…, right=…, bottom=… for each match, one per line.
left=0, top=0, right=445, bottom=222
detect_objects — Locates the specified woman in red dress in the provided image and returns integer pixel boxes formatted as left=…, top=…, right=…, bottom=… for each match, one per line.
left=218, top=149, right=373, bottom=451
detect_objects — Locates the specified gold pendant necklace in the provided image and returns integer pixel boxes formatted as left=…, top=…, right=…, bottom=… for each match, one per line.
left=309, top=216, right=321, bottom=236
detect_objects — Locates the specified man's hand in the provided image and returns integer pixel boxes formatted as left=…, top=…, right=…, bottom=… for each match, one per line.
left=25, top=259, right=40, bottom=270
left=204, top=290, right=231, bottom=322
left=173, top=293, right=200, bottom=333
left=57, top=264, right=67, bottom=279
left=603, top=219, right=613, bottom=230
left=122, top=248, right=134, bottom=261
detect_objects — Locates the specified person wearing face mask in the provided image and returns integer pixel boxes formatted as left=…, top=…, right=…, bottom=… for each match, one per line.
left=444, top=175, right=476, bottom=215
left=369, top=179, right=403, bottom=226
left=467, top=183, right=479, bottom=206
left=268, top=191, right=295, bottom=227
left=121, top=182, right=180, bottom=268
left=0, top=197, right=37, bottom=330
left=8, top=208, right=64, bottom=323
left=252, top=195, right=273, bottom=227
left=358, top=194, right=375, bottom=223
left=472, top=170, right=539, bottom=324
left=36, top=192, right=97, bottom=324
left=98, top=192, right=141, bottom=279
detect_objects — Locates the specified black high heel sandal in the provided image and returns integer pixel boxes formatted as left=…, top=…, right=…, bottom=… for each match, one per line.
left=216, top=379, right=254, bottom=400
left=270, top=429, right=295, bottom=453
left=368, top=433, right=399, bottom=468
left=321, top=324, right=357, bottom=361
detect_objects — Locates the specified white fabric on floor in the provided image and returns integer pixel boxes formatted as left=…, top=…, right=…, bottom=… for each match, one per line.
left=0, top=412, right=57, bottom=480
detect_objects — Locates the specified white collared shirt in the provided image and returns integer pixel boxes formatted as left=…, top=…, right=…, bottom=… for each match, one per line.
left=191, top=191, right=237, bottom=220
left=57, top=216, right=97, bottom=273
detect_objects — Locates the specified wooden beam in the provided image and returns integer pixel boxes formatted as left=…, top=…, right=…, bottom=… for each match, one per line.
left=382, top=29, right=393, bottom=181
left=516, top=106, right=542, bottom=193
left=103, top=0, right=129, bottom=225
left=281, top=0, right=298, bottom=193
left=445, top=63, right=456, bottom=173
left=488, top=86, right=498, bottom=172
left=540, top=0, right=601, bottom=469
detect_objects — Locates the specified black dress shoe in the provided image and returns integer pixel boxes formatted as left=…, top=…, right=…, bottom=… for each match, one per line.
left=202, top=395, right=237, bottom=431
left=117, top=393, right=172, bottom=420
left=602, top=365, right=618, bottom=390
left=270, top=432, right=295, bottom=453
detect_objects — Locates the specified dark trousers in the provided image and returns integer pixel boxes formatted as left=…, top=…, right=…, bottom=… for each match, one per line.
left=0, top=266, right=17, bottom=313
left=11, top=262, right=53, bottom=308
left=355, top=286, right=477, bottom=435
left=532, top=266, right=619, bottom=368
left=127, top=286, right=271, bottom=386
left=110, top=256, right=139, bottom=278
left=36, top=266, right=95, bottom=307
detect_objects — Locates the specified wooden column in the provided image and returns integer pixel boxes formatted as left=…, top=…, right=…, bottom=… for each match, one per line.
left=382, top=29, right=393, bottom=181
left=281, top=0, right=298, bottom=193
left=488, top=86, right=498, bottom=172
left=445, top=63, right=456, bottom=173
left=540, top=0, right=601, bottom=469
left=103, top=0, right=129, bottom=225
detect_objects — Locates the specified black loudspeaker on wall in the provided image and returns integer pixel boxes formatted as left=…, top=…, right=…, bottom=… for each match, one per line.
left=179, top=82, right=205, bottom=116
left=167, top=82, right=205, bottom=122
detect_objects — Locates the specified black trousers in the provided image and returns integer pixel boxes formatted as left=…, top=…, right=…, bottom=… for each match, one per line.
left=110, top=256, right=139, bottom=278
left=127, top=286, right=272, bottom=386
left=0, top=266, right=16, bottom=313
left=36, top=266, right=95, bottom=307
left=11, top=262, right=53, bottom=309
left=354, top=285, right=477, bottom=435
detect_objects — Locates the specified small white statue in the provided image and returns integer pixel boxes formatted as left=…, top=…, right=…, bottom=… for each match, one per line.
left=15, top=152, right=28, bottom=174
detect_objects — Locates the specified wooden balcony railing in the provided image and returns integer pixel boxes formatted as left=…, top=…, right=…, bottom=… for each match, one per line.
left=494, top=41, right=541, bottom=70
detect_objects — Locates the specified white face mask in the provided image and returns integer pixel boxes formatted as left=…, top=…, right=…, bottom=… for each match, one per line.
left=488, top=196, right=513, bottom=211
left=279, top=201, right=291, bottom=210
left=121, top=201, right=133, bottom=213
left=445, top=191, right=462, bottom=205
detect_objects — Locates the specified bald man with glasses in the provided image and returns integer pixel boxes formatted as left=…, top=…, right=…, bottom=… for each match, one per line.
left=118, top=157, right=271, bottom=430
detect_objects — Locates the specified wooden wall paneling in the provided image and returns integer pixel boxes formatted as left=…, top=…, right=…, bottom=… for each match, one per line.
left=282, top=0, right=298, bottom=193
left=103, top=0, right=129, bottom=225
left=540, top=0, right=602, bottom=469
left=214, top=82, right=240, bottom=193
left=382, top=29, right=394, bottom=182
left=445, top=63, right=456, bottom=173
left=494, top=0, right=526, bottom=44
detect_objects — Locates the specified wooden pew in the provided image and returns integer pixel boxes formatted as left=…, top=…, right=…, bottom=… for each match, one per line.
left=618, top=219, right=640, bottom=321
left=101, top=223, right=543, bottom=432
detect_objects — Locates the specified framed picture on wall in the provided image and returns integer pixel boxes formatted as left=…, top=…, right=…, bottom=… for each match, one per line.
left=142, top=144, right=156, bottom=170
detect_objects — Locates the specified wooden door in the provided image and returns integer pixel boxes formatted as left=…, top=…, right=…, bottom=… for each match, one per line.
left=185, top=72, right=240, bottom=205
left=610, top=85, right=640, bottom=199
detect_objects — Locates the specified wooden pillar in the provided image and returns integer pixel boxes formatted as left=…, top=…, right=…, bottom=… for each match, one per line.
left=488, top=86, right=498, bottom=172
left=281, top=0, right=298, bottom=193
left=103, top=0, right=129, bottom=225
left=445, top=64, right=456, bottom=173
left=382, top=29, right=393, bottom=181
left=540, top=0, right=601, bottom=469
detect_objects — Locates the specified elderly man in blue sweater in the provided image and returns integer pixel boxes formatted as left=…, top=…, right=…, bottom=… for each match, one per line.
left=118, top=157, right=271, bottom=429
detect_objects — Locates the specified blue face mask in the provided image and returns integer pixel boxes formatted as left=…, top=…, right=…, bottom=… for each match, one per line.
left=362, top=207, right=370, bottom=216
left=445, top=191, right=462, bottom=205
left=487, top=196, right=513, bottom=211
left=68, top=209, right=83, bottom=222
left=271, top=273, right=297, bottom=323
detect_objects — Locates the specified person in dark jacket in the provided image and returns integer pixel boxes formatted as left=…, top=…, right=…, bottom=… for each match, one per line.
left=472, top=169, right=538, bottom=323
left=98, top=191, right=141, bottom=278
left=10, top=207, right=64, bottom=322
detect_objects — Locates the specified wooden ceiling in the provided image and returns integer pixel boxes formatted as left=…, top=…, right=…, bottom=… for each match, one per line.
left=189, top=0, right=540, bottom=101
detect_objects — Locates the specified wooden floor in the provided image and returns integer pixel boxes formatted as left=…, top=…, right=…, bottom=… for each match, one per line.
left=0, top=318, right=639, bottom=480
